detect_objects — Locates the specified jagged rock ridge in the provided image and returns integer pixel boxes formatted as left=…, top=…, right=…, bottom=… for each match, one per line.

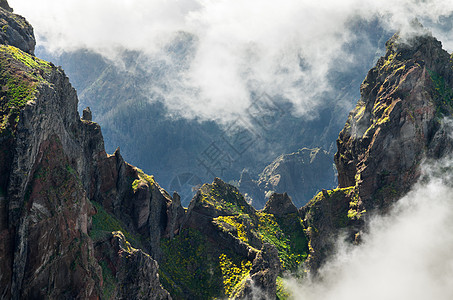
left=303, top=29, right=453, bottom=271
left=0, top=2, right=306, bottom=299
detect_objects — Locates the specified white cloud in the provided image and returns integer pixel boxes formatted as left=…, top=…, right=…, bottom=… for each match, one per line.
left=8, top=0, right=453, bottom=124
left=286, top=159, right=453, bottom=300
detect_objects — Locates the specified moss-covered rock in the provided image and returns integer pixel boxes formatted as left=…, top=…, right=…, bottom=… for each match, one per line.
left=0, top=45, right=51, bottom=135
left=160, top=178, right=308, bottom=299
left=303, top=31, right=453, bottom=273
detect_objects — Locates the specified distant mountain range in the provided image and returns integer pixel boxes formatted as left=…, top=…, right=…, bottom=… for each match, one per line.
left=35, top=19, right=391, bottom=207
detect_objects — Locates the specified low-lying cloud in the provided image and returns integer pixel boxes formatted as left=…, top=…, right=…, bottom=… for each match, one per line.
left=8, top=0, right=453, bottom=124
left=286, top=159, right=453, bottom=300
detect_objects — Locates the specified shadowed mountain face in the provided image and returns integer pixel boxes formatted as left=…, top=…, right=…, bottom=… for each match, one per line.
left=36, top=19, right=390, bottom=207
left=239, top=148, right=337, bottom=209
left=304, top=30, right=453, bottom=271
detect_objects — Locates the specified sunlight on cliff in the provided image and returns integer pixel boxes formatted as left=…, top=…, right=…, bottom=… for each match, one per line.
left=286, top=159, right=453, bottom=300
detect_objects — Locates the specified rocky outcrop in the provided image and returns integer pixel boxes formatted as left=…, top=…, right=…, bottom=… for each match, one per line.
left=336, top=31, right=453, bottom=209
left=232, top=243, right=281, bottom=300
left=0, top=4, right=35, bottom=54
left=157, top=177, right=308, bottom=299
left=0, top=2, right=173, bottom=298
left=303, top=30, right=453, bottom=272
left=0, top=1, right=11, bottom=12
left=82, top=106, right=92, bottom=121
left=262, top=192, right=298, bottom=216
left=94, top=231, right=171, bottom=300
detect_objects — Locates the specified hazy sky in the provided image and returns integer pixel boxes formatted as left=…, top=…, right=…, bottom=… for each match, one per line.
left=8, top=0, right=453, bottom=124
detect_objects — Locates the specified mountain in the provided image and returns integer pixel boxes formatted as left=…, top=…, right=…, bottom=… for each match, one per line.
left=0, top=3, right=304, bottom=299
left=2, top=2, right=453, bottom=299
left=304, top=27, right=453, bottom=270
left=0, top=5, right=172, bottom=299
left=239, top=147, right=336, bottom=208
left=36, top=19, right=390, bottom=207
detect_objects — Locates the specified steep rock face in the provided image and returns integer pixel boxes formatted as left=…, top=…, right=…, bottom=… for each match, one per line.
left=159, top=178, right=308, bottom=299
left=0, top=5, right=35, bottom=54
left=232, top=243, right=281, bottom=300
left=0, top=4, right=172, bottom=298
left=0, top=1, right=12, bottom=12
left=12, top=136, right=101, bottom=299
left=94, top=231, right=171, bottom=300
left=91, top=148, right=183, bottom=259
left=262, top=192, right=298, bottom=216
left=336, top=32, right=453, bottom=209
left=0, top=42, right=104, bottom=298
left=304, top=31, right=453, bottom=271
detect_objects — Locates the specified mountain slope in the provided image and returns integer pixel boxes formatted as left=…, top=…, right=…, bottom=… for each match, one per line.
left=2, top=2, right=453, bottom=299
left=0, top=3, right=309, bottom=299
left=246, top=147, right=336, bottom=208
left=303, top=29, right=453, bottom=270
left=0, top=5, right=173, bottom=298
left=36, top=19, right=390, bottom=207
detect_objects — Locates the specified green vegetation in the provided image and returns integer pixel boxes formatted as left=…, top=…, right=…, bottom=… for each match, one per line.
left=6, top=46, right=51, bottom=71
left=160, top=227, right=255, bottom=299
left=198, top=181, right=251, bottom=215
left=428, top=69, right=453, bottom=116
left=159, top=228, right=225, bottom=299
left=345, top=187, right=366, bottom=220
left=0, top=45, right=53, bottom=135
left=203, top=179, right=309, bottom=272
left=219, top=253, right=252, bottom=296
left=214, top=215, right=250, bottom=243
left=307, top=187, right=355, bottom=228
left=213, top=211, right=309, bottom=271
left=276, top=277, right=291, bottom=300
left=256, top=212, right=308, bottom=270
left=381, top=51, right=396, bottom=70
left=161, top=181, right=309, bottom=299
left=99, top=260, right=117, bottom=299
left=132, top=167, right=156, bottom=192
left=89, top=201, right=145, bottom=249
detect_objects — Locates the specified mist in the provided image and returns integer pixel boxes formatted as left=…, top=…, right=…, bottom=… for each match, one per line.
left=286, top=159, right=453, bottom=300
left=8, top=0, right=453, bottom=124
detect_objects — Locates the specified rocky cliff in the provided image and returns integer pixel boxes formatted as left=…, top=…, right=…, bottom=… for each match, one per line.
left=0, top=3, right=301, bottom=299
left=0, top=4, right=173, bottom=299
left=158, top=177, right=307, bottom=299
left=303, top=28, right=453, bottom=271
